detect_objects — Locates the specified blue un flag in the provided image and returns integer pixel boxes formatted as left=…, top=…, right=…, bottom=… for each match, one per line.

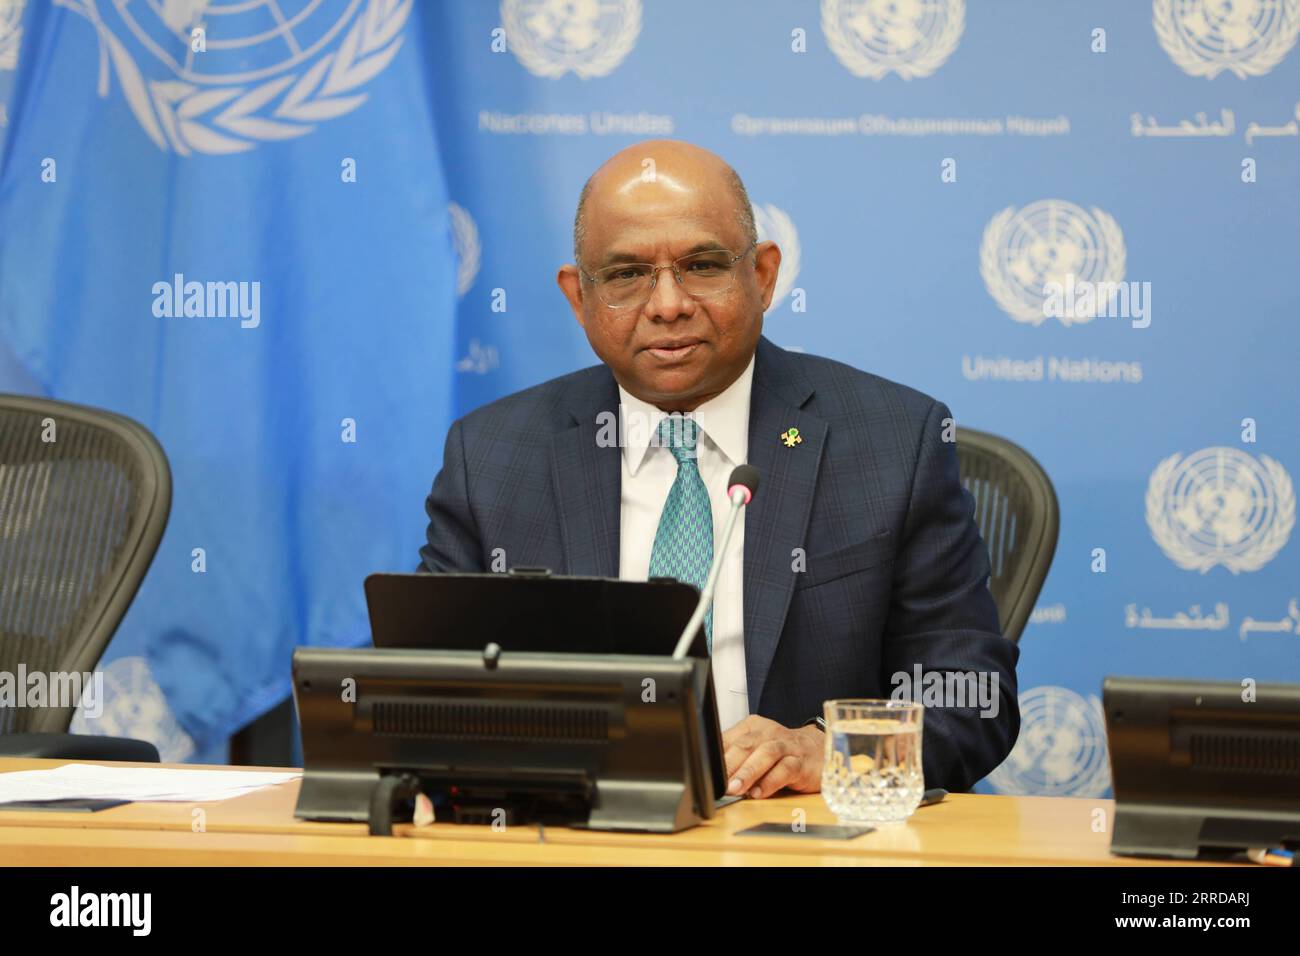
left=0, top=0, right=456, bottom=760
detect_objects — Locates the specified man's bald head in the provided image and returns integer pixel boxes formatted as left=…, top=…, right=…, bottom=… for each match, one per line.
left=572, top=140, right=757, bottom=262
left=557, top=139, right=781, bottom=412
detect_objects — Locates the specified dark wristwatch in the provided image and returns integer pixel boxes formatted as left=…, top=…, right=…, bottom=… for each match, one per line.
left=801, top=716, right=827, bottom=732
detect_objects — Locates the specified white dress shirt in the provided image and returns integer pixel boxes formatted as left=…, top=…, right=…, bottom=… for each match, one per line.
left=617, top=355, right=755, bottom=731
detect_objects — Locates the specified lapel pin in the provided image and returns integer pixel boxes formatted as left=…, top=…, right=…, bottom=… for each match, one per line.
left=780, top=427, right=802, bottom=448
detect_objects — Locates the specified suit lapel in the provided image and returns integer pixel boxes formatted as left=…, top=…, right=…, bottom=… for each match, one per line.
left=549, top=339, right=825, bottom=711
left=552, top=369, right=622, bottom=578
left=743, top=337, right=826, bottom=710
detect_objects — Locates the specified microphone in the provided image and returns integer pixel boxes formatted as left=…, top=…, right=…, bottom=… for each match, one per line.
left=671, top=465, right=760, bottom=659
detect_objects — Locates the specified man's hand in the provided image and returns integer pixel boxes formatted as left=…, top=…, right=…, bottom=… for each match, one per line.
left=722, top=714, right=825, bottom=798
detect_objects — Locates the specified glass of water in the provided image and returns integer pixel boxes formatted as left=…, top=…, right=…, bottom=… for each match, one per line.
left=821, top=699, right=924, bottom=825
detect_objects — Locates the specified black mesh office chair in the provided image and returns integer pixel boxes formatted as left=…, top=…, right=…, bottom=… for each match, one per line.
left=0, top=394, right=170, bottom=761
left=956, top=428, right=1059, bottom=644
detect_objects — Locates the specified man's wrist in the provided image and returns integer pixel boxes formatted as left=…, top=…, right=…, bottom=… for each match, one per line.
left=800, top=716, right=826, bottom=732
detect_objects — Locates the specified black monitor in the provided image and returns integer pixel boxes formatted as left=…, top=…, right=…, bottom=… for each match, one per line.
left=292, top=570, right=727, bottom=833
left=1103, top=675, right=1300, bottom=859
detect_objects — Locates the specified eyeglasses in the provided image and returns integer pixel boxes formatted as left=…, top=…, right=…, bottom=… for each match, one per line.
left=578, top=241, right=756, bottom=309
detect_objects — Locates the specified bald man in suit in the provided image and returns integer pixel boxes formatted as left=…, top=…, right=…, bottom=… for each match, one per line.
left=420, top=140, right=1019, bottom=797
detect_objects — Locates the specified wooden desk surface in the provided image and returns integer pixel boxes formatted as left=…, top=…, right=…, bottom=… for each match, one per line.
left=0, top=758, right=1229, bottom=866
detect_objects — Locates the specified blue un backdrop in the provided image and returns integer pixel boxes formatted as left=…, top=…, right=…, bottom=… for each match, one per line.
left=0, top=0, right=1297, bottom=794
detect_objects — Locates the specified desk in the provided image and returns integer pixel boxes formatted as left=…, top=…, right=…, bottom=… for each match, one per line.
left=0, top=758, right=1230, bottom=866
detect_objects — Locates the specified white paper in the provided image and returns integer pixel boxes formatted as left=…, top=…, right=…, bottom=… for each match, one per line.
left=0, top=763, right=301, bottom=804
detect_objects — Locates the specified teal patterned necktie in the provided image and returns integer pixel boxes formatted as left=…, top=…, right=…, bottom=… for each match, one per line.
left=648, top=416, right=714, bottom=651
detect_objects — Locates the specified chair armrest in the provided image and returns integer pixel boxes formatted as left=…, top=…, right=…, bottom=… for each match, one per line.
left=0, top=733, right=161, bottom=762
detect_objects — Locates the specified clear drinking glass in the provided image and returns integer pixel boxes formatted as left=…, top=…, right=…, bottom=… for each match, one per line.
left=820, top=699, right=924, bottom=825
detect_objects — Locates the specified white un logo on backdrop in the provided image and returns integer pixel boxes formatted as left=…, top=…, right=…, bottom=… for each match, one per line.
left=448, top=202, right=481, bottom=299
left=980, top=199, right=1126, bottom=326
left=70, top=657, right=196, bottom=763
left=1147, top=447, right=1295, bottom=573
left=502, top=0, right=641, bottom=79
left=1154, top=0, right=1300, bottom=79
left=986, top=686, right=1111, bottom=798
left=753, top=203, right=800, bottom=311
left=66, top=0, right=411, bottom=154
left=0, top=0, right=23, bottom=71
left=821, top=0, right=964, bottom=79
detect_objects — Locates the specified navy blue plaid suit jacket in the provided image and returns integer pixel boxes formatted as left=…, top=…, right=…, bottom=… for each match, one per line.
left=419, top=335, right=1019, bottom=791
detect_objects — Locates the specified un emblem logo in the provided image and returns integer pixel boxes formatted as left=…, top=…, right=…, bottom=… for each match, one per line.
left=502, top=0, right=641, bottom=79
left=754, top=203, right=800, bottom=311
left=986, top=686, right=1111, bottom=798
left=67, top=0, right=411, bottom=154
left=1154, top=0, right=1300, bottom=79
left=0, top=0, right=23, bottom=71
left=70, top=656, right=196, bottom=763
left=448, top=202, right=481, bottom=299
left=980, top=199, right=1126, bottom=326
left=821, top=0, right=964, bottom=80
left=1147, top=447, right=1295, bottom=573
